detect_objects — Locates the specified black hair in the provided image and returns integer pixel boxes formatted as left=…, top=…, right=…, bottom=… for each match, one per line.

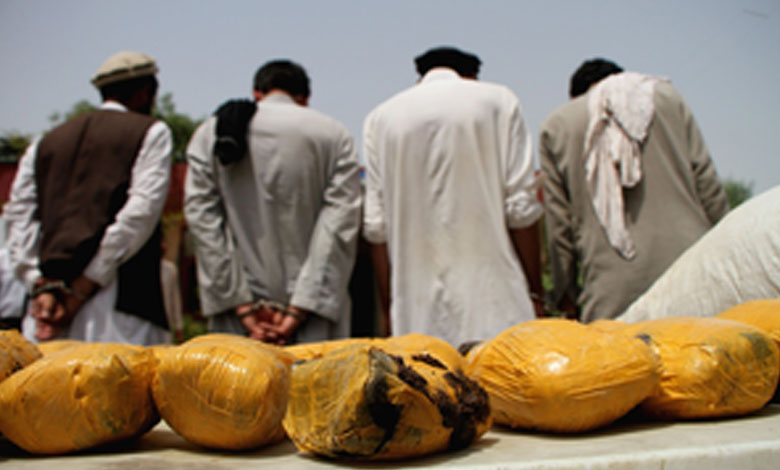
left=414, top=47, right=481, bottom=78
left=253, top=60, right=310, bottom=98
left=569, top=58, right=624, bottom=98
left=99, top=75, right=158, bottom=104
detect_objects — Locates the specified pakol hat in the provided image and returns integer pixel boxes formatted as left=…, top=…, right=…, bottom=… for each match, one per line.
left=91, top=51, right=158, bottom=88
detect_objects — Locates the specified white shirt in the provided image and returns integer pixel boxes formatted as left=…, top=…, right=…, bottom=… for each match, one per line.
left=363, top=68, right=543, bottom=347
left=4, top=101, right=172, bottom=344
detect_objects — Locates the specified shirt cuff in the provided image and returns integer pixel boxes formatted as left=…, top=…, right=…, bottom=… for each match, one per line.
left=505, top=192, right=544, bottom=229
left=362, top=220, right=387, bottom=244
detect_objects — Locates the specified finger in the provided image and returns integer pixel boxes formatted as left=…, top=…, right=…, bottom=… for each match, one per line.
left=50, top=302, right=68, bottom=325
left=35, top=320, right=57, bottom=341
left=33, top=294, right=57, bottom=320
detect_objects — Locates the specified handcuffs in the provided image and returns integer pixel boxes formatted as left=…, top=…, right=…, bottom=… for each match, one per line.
left=237, top=298, right=307, bottom=322
left=31, top=279, right=88, bottom=301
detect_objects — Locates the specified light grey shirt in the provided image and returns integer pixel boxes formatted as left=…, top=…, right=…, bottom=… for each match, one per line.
left=184, top=93, right=361, bottom=342
left=540, top=81, right=729, bottom=322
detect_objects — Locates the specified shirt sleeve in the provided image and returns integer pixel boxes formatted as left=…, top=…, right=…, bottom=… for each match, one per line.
left=681, top=94, right=730, bottom=224
left=183, top=118, right=253, bottom=316
left=540, top=115, right=579, bottom=307
left=504, top=94, right=544, bottom=229
left=4, top=138, right=43, bottom=291
left=290, top=128, right=362, bottom=322
left=361, top=111, right=387, bottom=244
left=82, top=121, right=173, bottom=286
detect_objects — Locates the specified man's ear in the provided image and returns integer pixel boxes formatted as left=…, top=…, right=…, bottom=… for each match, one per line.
left=293, top=94, right=309, bottom=107
left=252, top=90, right=264, bottom=102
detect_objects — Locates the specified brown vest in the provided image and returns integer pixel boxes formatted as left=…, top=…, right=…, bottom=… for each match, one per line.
left=35, top=109, right=167, bottom=329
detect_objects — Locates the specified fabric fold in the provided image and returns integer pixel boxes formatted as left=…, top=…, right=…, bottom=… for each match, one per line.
left=583, top=72, right=666, bottom=259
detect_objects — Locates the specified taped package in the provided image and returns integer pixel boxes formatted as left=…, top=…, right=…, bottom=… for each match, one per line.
left=285, top=334, right=464, bottom=371
left=467, top=318, right=661, bottom=432
left=717, top=299, right=780, bottom=351
left=0, top=342, right=157, bottom=454
left=152, top=333, right=293, bottom=450
left=0, top=329, right=41, bottom=381
left=283, top=344, right=491, bottom=460
left=623, top=317, right=779, bottom=419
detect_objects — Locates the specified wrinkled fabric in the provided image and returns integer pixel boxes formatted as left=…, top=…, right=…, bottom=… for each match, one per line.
left=5, top=101, right=172, bottom=345
left=541, top=81, right=729, bottom=322
left=363, top=68, right=542, bottom=347
left=185, top=93, right=361, bottom=342
left=584, top=72, right=665, bottom=259
left=620, top=186, right=780, bottom=323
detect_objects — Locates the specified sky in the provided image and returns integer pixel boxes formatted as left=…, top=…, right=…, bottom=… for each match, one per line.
left=1, top=0, right=778, bottom=193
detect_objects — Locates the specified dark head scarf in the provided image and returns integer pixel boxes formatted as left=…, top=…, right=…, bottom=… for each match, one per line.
left=213, top=99, right=257, bottom=165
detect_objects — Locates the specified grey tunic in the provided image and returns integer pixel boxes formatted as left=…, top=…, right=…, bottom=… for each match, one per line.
left=540, top=81, right=729, bottom=322
left=184, top=93, right=362, bottom=342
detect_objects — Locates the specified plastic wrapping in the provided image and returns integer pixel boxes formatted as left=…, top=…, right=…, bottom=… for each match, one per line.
left=0, top=342, right=158, bottom=454
left=589, top=318, right=628, bottom=333
left=36, top=339, right=84, bottom=356
left=283, top=344, right=491, bottom=460
left=717, top=299, right=780, bottom=352
left=382, top=333, right=465, bottom=371
left=285, top=337, right=373, bottom=361
left=152, top=333, right=291, bottom=450
left=0, top=329, right=41, bottom=380
left=466, top=318, right=661, bottom=432
left=623, top=317, right=780, bottom=419
left=285, top=334, right=465, bottom=371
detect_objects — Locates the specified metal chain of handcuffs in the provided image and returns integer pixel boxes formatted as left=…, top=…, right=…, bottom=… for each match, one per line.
left=237, top=297, right=307, bottom=322
left=31, top=279, right=88, bottom=301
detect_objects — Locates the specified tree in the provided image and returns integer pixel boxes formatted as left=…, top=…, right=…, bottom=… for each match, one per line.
left=723, top=178, right=753, bottom=209
left=48, top=100, right=97, bottom=127
left=0, top=132, right=31, bottom=161
left=153, top=93, right=201, bottom=162
left=46, top=93, right=201, bottom=162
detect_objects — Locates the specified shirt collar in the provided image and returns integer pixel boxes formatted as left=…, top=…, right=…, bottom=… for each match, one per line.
left=100, top=100, right=128, bottom=112
left=420, top=67, right=462, bottom=84
left=261, top=92, right=297, bottom=105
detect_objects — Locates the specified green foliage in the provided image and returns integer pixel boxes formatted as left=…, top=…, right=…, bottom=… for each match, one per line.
left=48, top=100, right=97, bottom=127
left=153, top=93, right=202, bottom=162
left=44, top=93, right=201, bottom=163
left=723, top=178, right=753, bottom=209
left=182, top=313, right=208, bottom=342
left=0, top=132, right=32, bottom=161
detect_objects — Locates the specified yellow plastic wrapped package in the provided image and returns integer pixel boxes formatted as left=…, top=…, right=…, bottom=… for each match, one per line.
left=717, top=299, right=780, bottom=351
left=36, top=339, right=83, bottom=356
left=467, top=319, right=661, bottom=432
left=285, top=334, right=465, bottom=372
left=0, top=343, right=158, bottom=454
left=623, top=317, right=780, bottom=419
left=285, top=337, right=373, bottom=361
left=588, top=319, right=628, bottom=334
left=283, top=344, right=491, bottom=460
left=0, top=329, right=41, bottom=380
left=152, top=333, right=292, bottom=450
left=382, top=333, right=466, bottom=371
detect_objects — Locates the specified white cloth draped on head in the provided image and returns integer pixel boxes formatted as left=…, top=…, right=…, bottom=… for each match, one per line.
left=584, top=71, right=667, bottom=259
